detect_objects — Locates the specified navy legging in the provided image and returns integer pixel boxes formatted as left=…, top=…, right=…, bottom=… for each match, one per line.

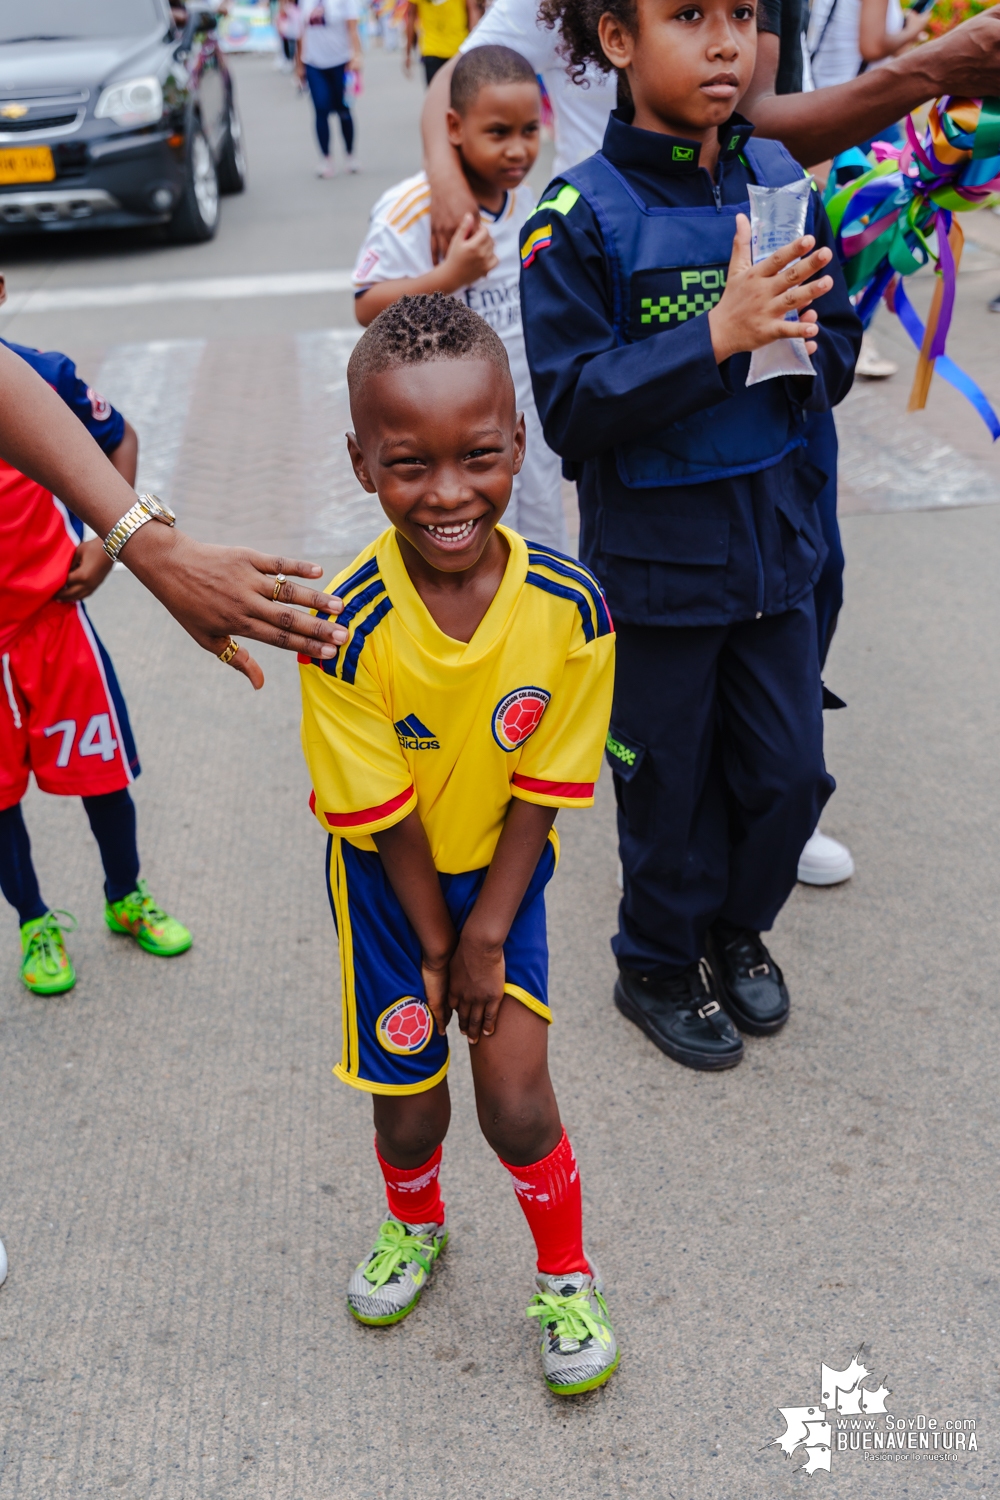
left=304, top=63, right=354, bottom=158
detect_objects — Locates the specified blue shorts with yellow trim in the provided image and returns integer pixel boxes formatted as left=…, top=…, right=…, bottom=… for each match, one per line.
left=326, top=834, right=556, bottom=1096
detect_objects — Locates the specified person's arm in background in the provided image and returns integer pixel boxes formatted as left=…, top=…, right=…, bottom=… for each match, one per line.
left=859, top=0, right=924, bottom=63
left=347, top=15, right=363, bottom=73
left=466, top=0, right=485, bottom=30
left=422, top=55, right=478, bottom=262
left=744, top=8, right=1000, bottom=164
left=0, top=342, right=347, bottom=688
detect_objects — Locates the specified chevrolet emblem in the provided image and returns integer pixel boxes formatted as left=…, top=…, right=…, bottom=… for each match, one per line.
left=0, top=104, right=29, bottom=120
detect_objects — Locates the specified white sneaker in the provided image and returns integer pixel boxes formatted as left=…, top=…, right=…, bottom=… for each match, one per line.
left=0, top=1237, right=7, bottom=1287
left=346, top=154, right=359, bottom=174
left=316, top=159, right=336, bottom=179
left=856, top=333, right=898, bottom=379
left=798, top=827, right=855, bottom=886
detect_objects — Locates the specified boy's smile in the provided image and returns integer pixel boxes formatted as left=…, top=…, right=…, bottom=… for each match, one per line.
left=348, top=357, right=525, bottom=621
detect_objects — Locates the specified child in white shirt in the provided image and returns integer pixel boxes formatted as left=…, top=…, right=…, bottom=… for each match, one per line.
left=352, top=44, right=568, bottom=549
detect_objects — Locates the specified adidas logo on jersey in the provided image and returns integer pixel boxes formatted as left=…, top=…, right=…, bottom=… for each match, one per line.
left=394, top=714, right=439, bottom=750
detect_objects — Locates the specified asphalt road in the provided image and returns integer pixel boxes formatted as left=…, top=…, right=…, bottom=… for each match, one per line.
left=1, top=48, right=999, bottom=1500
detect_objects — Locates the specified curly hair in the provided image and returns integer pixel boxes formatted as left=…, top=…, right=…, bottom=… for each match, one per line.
left=537, top=0, right=635, bottom=86
left=347, top=293, right=511, bottom=396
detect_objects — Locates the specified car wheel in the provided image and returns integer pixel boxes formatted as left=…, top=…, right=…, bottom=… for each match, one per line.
left=168, top=124, right=220, bottom=242
left=217, top=101, right=247, bottom=195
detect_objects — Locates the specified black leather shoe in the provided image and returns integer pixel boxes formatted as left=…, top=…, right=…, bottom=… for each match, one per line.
left=614, top=962, right=744, bottom=1071
left=706, top=923, right=790, bottom=1036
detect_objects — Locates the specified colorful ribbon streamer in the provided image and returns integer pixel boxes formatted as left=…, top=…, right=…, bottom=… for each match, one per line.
left=826, top=96, right=1000, bottom=437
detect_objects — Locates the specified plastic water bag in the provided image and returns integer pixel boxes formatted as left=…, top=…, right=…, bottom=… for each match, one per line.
left=745, top=178, right=817, bottom=385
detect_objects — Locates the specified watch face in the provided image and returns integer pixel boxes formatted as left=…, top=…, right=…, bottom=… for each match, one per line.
left=141, top=493, right=176, bottom=524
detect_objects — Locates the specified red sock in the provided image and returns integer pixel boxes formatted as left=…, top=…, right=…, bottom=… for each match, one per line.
left=374, top=1139, right=445, bottom=1226
left=498, top=1127, right=588, bottom=1275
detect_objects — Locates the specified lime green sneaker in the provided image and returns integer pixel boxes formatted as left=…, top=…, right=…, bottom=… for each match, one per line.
left=20, top=910, right=78, bottom=995
left=347, top=1216, right=448, bottom=1326
left=526, top=1267, right=620, bottom=1395
left=105, top=879, right=192, bottom=956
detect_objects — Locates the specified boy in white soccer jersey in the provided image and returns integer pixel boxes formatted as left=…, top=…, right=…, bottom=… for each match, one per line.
left=351, top=45, right=568, bottom=550
left=299, top=295, right=618, bottom=1394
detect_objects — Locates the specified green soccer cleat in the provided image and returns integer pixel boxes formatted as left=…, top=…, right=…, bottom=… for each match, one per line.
left=105, top=879, right=192, bottom=956
left=347, top=1216, right=448, bottom=1326
left=526, top=1267, right=620, bottom=1395
left=20, top=910, right=78, bottom=995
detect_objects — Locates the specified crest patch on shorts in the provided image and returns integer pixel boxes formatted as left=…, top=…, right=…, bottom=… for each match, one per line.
left=376, top=997, right=434, bottom=1055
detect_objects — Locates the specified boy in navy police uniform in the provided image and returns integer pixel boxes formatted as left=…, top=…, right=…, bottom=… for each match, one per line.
left=519, top=0, right=861, bottom=1067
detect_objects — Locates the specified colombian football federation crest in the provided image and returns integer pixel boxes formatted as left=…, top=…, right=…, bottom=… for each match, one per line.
left=376, top=997, right=433, bottom=1055
left=491, top=687, right=550, bottom=752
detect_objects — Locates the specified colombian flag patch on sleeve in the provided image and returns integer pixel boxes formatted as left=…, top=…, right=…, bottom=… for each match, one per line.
left=521, top=224, right=552, bottom=268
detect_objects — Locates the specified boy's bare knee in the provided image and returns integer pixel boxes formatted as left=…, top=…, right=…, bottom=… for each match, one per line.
left=477, top=1091, right=559, bottom=1165
left=374, top=1084, right=450, bottom=1166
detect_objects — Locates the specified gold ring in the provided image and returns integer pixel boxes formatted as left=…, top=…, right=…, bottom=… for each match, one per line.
left=272, top=573, right=287, bottom=602
left=217, top=638, right=239, bottom=665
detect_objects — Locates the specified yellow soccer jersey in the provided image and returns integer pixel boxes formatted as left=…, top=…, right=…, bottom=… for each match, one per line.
left=299, top=526, right=615, bottom=873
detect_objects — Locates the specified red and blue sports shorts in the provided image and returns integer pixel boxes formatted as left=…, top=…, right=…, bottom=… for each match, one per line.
left=0, top=598, right=140, bottom=810
left=326, top=833, right=556, bottom=1095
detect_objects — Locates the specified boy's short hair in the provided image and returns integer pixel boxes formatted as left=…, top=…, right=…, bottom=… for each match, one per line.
left=348, top=293, right=511, bottom=397
left=450, top=44, right=539, bottom=113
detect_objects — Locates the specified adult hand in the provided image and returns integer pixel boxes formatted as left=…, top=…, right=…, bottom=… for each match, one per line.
left=429, top=172, right=480, bottom=266
left=0, top=342, right=348, bottom=689
left=54, top=537, right=114, bottom=603
left=122, top=526, right=348, bottom=690
left=708, top=217, right=834, bottom=363
left=440, top=213, right=499, bottom=289
left=918, top=6, right=1000, bottom=95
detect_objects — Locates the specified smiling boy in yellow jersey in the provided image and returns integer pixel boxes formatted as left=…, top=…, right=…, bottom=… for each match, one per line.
left=298, top=293, right=618, bottom=1395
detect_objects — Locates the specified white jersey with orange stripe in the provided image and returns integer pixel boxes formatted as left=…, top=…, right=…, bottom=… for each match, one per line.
left=351, top=172, right=569, bottom=550
left=352, top=170, right=534, bottom=349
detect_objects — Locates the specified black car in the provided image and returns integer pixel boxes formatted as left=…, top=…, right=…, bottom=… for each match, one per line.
left=0, top=0, right=245, bottom=241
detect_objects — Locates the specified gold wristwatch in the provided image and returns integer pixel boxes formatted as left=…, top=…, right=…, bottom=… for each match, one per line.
left=102, top=492, right=176, bottom=563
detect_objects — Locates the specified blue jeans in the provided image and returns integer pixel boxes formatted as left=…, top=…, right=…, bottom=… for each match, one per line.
left=305, top=63, right=354, bottom=157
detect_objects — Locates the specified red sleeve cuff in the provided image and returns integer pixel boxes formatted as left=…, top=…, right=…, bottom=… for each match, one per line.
left=511, top=773, right=594, bottom=800
left=309, top=784, right=415, bottom=828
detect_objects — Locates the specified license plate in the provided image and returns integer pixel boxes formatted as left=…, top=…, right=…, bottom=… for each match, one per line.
left=0, top=146, right=55, bottom=185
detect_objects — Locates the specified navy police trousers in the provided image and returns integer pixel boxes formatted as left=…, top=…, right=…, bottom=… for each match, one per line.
left=609, top=599, right=834, bottom=976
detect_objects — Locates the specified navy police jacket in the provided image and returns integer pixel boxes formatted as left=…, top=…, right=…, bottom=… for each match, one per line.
left=519, top=111, right=862, bottom=628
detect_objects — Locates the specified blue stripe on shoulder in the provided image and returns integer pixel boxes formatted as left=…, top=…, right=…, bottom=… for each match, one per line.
left=336, top=556, right=380, bottom=600
left=338, top=577, right=385, bottom=630
left=525, top=571, right=595, bottom=643
left=340, top=595, right=393, bottom=684
left=315, top=573, right=385, bottom=674
left=526, top=548, right=612, bottom=637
